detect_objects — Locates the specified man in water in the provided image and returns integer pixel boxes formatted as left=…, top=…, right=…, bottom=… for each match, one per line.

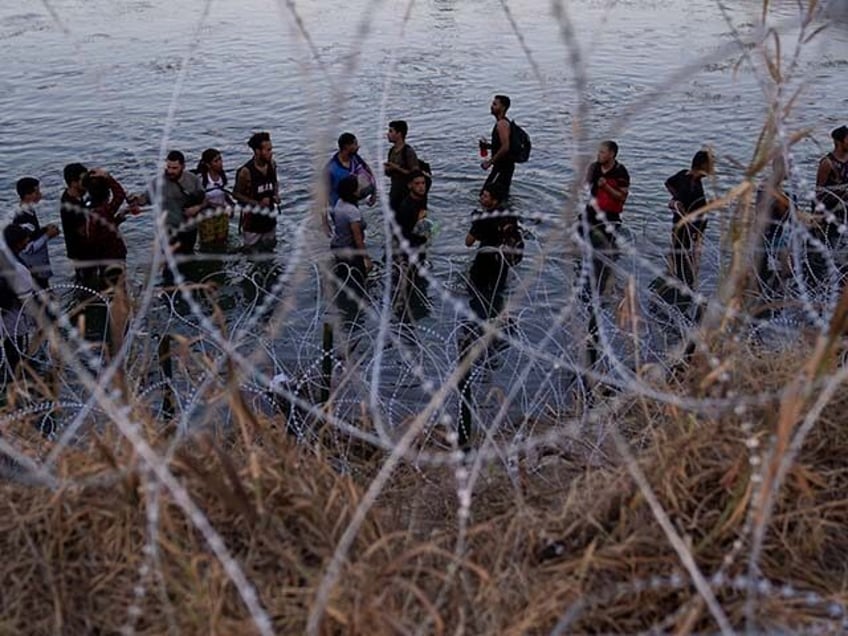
left=465, top=185, right=517, bottom=322
left=754, top=155, right=791, bottom=306
left=392, top=171, right=430, bottom=317
left=128, top=150, right=207, bottom=283
left=326, top=132, right=376, bottom=208
left=0, top=224, right=37, bottom=380
left=233, top=131, right=280, bottom=251
left=665, top=149, right=713, bottom=298
left=815, top=125, right=848, bottom=238
left=480, top=95, right=516, bottom=199
left=13, top=177, right=60, bottom=289
left=807, top=125, right=848, bottom=285
left=60, top=163, right=90, bottom=282
left=384, top=120, right=419, bottom=214
left=580, top=140, right=630, bottom=301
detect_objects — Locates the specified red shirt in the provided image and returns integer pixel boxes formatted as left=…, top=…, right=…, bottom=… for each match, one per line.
left=588, top=160, right=630, bottom=215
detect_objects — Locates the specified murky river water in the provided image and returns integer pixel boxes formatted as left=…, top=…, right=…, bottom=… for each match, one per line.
left=1, top=0, right=847, bottom=427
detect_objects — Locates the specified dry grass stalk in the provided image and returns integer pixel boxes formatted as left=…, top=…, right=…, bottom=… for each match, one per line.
left=1, top=330, right=847, bottom=634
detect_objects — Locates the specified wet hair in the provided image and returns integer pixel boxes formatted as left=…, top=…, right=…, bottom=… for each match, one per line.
left=600, top=140, right=619, bottom=157
left=63, top=163, right=88, bottom=186
left=166, top=150, right=185, bottom=165
left=494, top=95, right=511, bottom=112
left=248, top=131, right=271, bottom=151
left=832, top=125, right=848, bottom=143
left=389, top=120, right=408, bottom=138
left=337, top=175, right=360, bottom=205
left=3, top=223, right=29, bottom=252
left=196, top=148, right=227, bottom=187
left=15, top=177, right=39, bottom=200
left=338, top=132, right=357, bottom=150
left=408, top=170, right=426, bottom=182
left=691, top=149, right=713, bottom=172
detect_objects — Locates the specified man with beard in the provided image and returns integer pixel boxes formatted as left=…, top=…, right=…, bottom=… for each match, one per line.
left=128, top=150, right=206, bottom=283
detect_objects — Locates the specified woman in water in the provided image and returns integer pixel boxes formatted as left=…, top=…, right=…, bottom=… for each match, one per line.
left=195, top=148, right=234, bottom=252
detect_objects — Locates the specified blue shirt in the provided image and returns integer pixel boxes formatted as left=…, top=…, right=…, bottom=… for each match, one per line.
left=326, top=152, right=375, bottom=207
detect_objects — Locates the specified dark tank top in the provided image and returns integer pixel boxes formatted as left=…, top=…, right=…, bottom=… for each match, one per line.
left=491, top=119, right=514, bottom=167
left=819, top=153, right=848, bottom=218
left=239, top=158, right=278, bottom=233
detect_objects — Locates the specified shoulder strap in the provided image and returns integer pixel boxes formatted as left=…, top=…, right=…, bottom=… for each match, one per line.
left=174, top=177, right=190, bottom=199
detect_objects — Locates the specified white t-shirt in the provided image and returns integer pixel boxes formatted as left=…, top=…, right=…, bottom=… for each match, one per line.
left=204, top=174, right=228, bottom=210
left=329, top=200, right=365, bottom=250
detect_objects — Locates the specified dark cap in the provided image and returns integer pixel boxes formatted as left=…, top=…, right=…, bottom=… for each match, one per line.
left=832, top=125, right=848, bottom=143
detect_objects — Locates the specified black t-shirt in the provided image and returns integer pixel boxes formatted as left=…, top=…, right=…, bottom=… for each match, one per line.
left=665, top=170, right=706, bottom=215
left=60, top=190, right=87, bottom=260
left=388, top=144, right=419, bottom=209
left=587, top=160, right=630, bottom=220
left=469, top=208, right=517, bottom=247
left=395, top=194, right=427, bottom=247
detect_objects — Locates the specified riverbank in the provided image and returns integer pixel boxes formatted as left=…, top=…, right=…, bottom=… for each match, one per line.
left=2, top=309, right=847, bottom=634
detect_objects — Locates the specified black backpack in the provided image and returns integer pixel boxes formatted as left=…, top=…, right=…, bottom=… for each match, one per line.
left=403, top=145, right=433, bottom=193
left=509, top=120, right=531, bottom=163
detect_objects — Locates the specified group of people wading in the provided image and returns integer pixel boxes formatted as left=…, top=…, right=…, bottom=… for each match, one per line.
left=2, top=90, right=848, bottom=383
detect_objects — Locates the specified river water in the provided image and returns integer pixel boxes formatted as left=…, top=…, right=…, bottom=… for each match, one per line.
left=1, top=0, right=847, bottom=432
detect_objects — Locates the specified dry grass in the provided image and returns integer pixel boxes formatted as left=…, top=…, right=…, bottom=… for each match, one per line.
left=1, top=319, right=848, bottom=635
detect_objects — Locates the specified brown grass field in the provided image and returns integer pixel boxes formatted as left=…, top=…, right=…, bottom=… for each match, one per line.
left=2, top=299, right=848, bottom=635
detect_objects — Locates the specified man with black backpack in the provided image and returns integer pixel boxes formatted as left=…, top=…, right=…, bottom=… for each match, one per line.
left=480, top=94, right=531, bottom=200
